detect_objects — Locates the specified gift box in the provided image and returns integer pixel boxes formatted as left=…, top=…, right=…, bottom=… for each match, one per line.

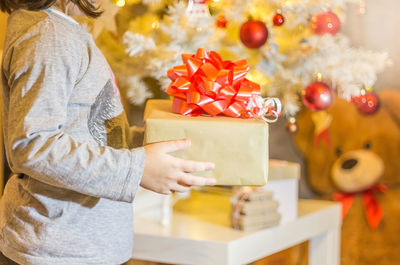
left=264, top=160, right=300, bottom=223
left=144, top=99, right=269, bottom=186
left=230, top=188, right=281, bottom=231
left=235, top=213, right=281, bottom=232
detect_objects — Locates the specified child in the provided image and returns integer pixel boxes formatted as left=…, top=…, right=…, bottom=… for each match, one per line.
left=0, top=0, right=216, bottom=264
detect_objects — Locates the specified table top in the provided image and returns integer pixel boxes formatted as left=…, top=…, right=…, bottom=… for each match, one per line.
left=133, top=199, right=341, bottom=265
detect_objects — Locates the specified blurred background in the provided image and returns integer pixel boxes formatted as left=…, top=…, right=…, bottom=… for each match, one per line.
left=0, top=0, right=399, bottom=197
left=1, top=2, right=400, bottom=264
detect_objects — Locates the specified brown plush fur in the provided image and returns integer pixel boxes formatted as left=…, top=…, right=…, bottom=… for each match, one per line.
left=294, top=90, right=400, bottom=265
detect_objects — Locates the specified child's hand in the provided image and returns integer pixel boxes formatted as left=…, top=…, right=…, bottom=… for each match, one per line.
left=141, top=139, right=216, bottom=194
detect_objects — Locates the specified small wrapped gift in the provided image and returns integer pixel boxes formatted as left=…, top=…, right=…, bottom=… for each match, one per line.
left=230, top=188, right=281, bottom=231
left=144, top=48, right=281, bottom=186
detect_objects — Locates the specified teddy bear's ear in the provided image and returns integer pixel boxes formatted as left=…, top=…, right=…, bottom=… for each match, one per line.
left=379, top=90, right=400, bottom=127
left=294, top=108, right=315, bottom=155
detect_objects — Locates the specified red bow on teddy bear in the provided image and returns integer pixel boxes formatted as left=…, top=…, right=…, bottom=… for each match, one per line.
left=333, top=184, right=387, bottom=229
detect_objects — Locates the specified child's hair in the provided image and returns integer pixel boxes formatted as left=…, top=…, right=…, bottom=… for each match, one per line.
left=0, top=0, right=102, bottom=18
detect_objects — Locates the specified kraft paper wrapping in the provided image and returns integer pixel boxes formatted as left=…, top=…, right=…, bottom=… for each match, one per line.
left=144, top=99, right=269, bottom=186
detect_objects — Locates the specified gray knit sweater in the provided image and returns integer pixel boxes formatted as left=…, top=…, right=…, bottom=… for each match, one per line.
left=0, top=8, right=145, bottom=265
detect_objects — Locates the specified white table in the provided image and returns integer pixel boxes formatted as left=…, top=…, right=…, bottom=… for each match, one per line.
left=133, top=199, right=341, bottom=265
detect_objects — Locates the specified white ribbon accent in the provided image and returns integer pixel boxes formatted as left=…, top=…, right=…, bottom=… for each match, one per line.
left=247, top=96, right=282, bottom=123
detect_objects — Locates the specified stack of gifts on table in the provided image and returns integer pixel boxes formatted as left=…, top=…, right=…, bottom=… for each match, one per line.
left=229, top=159, right=300, bottom=231
left=135, top=48, right=300, bottom=230
left=230, top=188, right=281, bottom=232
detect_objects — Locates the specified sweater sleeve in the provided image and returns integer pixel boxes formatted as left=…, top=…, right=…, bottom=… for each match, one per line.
left=3, top=20, right=145, bottom=203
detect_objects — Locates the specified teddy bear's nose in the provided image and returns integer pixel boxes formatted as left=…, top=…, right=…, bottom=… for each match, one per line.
left=341, top=158, right=358, bottom=170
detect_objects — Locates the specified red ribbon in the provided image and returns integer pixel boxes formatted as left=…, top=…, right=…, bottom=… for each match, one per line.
left=333, top=184, right=387, bottom=229
left=315, top=128, right=330, bottom=147
left=165, top=48, right=266, bottom=118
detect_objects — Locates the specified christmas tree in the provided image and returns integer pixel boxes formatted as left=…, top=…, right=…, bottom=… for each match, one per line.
left=88, top=0, right=390, bottom=123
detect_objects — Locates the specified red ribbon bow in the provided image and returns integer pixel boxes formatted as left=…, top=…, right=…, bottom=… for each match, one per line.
left=315, top=128, right=330, bottom=147
left=165, top=48, right=279, bottom=120
left=333, top=184, right=387, bottom=229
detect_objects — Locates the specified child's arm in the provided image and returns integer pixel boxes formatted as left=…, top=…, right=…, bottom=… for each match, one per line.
left=3, top=24, right=215, bottom=201
left=3, top=26, right=144, bottom=202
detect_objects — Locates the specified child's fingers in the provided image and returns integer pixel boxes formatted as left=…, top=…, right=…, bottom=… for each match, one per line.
left=170, top=183, right=191, bottom=193
left=158, top=139, right=191, bottom=153
left=157, top=189, right=173, bottom=195
left=177, top=158, right=215, bottom=173
left=178, top=174, right=217, bottom=186
left=177, top=181, right=191, bottom=187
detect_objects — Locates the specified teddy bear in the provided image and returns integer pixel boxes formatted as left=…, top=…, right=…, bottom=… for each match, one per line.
left=293, top=89, right=400, bottom=265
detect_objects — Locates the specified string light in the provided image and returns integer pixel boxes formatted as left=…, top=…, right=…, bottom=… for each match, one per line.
left=151, top=21, right=160, bottom=29
left=365, top=86, right=373, bottom=92
left=316, top=72, right=322, bottom=82
left=115, top=0, right=125, bottom=7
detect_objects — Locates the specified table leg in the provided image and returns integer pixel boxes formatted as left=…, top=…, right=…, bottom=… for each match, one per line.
left=309, top=228, right=340, bottom=265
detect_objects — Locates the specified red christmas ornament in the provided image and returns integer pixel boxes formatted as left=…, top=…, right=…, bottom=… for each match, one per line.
left=239, top=20, right=269, bottom=49
left=187, top=0, right=210, bottom=4
left=352, top=92, right=380, bottom=115
left=310, top=11, right=341, bottom=35
left=216, top=15, right=228, bottom=28
left=273, top=13, right=285, bottom=26
left=302, top=81, right=334, bottom=111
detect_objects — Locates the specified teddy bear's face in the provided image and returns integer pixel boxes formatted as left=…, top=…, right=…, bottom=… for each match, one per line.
left=295, top=91, right=400, bottom=195
left=332, top=149, right=384, bottom=192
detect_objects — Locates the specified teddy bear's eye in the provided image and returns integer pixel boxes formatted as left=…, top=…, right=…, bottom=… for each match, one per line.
left=364, top=142, right=371, bottom=150
left=335, top=147, right=343, bottom=156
